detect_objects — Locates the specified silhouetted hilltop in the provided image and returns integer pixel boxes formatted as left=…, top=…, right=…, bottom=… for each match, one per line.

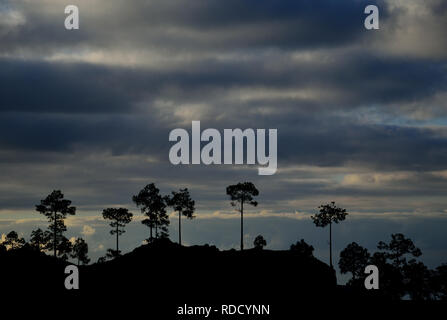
left=0, top=244, right=68, bottom=290
left=4, top=239, right=428, bottom=318
left=2, top=238, right=395, bottom=313
left=83, top=238, right=336, bottom=299
left=1, top=239, right=336, bottom=296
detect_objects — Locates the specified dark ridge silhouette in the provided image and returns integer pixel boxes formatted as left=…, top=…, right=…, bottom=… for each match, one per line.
left=0, top=243, right=68, bottom=290
left=1, top=238, right=445, bottom=318
left=0, top=239, right=376, bottom=300
left=82, top=238, right=336, bottom=296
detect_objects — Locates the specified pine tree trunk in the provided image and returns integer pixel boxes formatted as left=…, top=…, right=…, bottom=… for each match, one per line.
left=116, top=223, right=119, bottom=254
left=54, top=211, right=57, bottom=257
left=329, top=221, right=332, bottom=269
left=241, top=200, right=244, bottom=251
left=179, top=211, right=182, bottom=245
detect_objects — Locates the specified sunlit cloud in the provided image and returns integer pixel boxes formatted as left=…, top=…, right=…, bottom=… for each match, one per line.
left=80, top=225, right=96, bottom=236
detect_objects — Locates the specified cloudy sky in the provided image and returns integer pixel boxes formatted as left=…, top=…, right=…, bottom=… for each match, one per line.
left=1, top=0, right=447, bottom=279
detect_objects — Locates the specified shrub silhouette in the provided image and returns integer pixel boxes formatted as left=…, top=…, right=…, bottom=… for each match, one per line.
left=3, top=231, right=26, bottom=250
left=253, top=235, right=267, bottom=250
left=290, top=239, right=314, bottom=258
left=432, top=264, right=447, bottom=300
left=97, top=256, right=107, bottom=264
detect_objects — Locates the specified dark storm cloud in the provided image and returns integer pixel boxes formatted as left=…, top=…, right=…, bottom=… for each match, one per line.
left=318, top=55, right=447, bottom=107
left=278, top=119, right=447, bottom=170
left=131, top=0, right=385, bottom=50
left=2, top=0, right=387, bottom=55
left=0, top=59, right=139, bottom=113
left=2, top=105, right=447, bottom=173
left=0, top=54, right=447, bottom=172
left=0, top=111, right=172, bottom=154
left=1, top=53, right=445, bottom=115
left=136, top=0, right=376, bottom=31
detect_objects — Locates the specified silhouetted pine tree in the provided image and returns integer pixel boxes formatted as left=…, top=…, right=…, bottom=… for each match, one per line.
left=132, top=183, right=169, bottom=242
left=166, top=188, right=195, bottom=246
left=71, top=237, right=90, bottom=265
left=311, top=202, right=347, bottom=269
left=102, top=208, right=133, bottom=258
left=35, top=190, right=76, bottom=257
left=29, top=228, right=47, bottom=251
left=339, top=242, right=370, bottom=285
left=226, top=182, right=259, bottom=251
